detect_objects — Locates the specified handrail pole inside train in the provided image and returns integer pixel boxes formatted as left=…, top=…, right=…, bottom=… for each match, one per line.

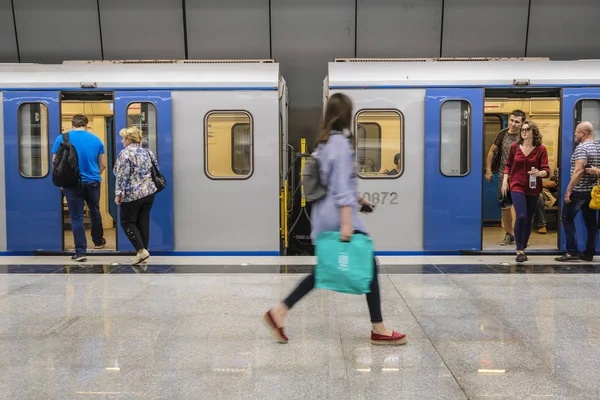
left=300, top=138, right=306, bottom=208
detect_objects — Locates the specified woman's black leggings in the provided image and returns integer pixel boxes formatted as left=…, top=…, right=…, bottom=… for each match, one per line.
left=282, top=252, right=383, bottom=323
left=120, top=193, right=155, bottom=251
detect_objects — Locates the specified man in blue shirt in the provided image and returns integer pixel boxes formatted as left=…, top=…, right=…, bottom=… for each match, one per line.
left=52, top=114, right=107, bottom=261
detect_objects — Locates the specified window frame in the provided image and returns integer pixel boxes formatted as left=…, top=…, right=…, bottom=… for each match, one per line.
left=125, top=101, right=159, bottom=158
left=439, top=99, right=472, bottom=177
left=353, top=108, right=405, bottom=179
left=17, top=102, right=50, bottom=179
left=204, top=110, right=254, bottom=180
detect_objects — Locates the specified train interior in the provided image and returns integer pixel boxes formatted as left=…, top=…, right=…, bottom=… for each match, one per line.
left=355, top=110, right=403, bottom=177
left=206, top=112, right=252, bottom=178
left=483, top=89, right=561, bottom=251
left=60, top=92, right=116, bottom=251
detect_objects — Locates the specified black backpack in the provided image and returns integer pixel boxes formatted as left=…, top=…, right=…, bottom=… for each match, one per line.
left=52, top=132, right=81, bottom=188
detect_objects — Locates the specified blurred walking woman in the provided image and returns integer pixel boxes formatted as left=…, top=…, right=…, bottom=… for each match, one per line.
left=502, top=120, right=550, bottom=263
left=263, top=93, right=407, bottom=346
left=114, top=127, right=159, bottom=264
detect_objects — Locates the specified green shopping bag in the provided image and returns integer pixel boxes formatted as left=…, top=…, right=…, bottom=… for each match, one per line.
left=314, top=231, right=374, bottom=295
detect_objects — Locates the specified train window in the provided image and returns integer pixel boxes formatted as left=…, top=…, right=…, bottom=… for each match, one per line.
left=18, top=103, right=49, bottom=178
left=575, top=100, right=600, bottom=144
left=355, top=110, right=403, bottom=178
left=440, top=100, right=471, bottom=176
left=127, top=102, right=158, bottom=156
left=205, top=111, right=253, bottom=179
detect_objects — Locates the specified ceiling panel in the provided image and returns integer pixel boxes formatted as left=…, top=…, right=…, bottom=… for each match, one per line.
left=186, top=0, right=270, bottom=59
left=442, top=0, right=528, bottom=57
left=13, top=0, right=101, bottom=63
left=99, top=0, right=185, bottom=60
left=357, top=0, right=442, bottom=58
left=528, top=0, right=600, bottom=60
left=0, top=0, right=18, bottom=62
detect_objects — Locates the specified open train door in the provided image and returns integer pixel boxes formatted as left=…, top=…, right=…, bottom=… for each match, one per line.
left=560, top=88, right=600, bottom=253
left=114, top=91, right=174, bottom=252
left=3, top=92, right=62, bottom=251
left=424, top=88, right=484, bottom=251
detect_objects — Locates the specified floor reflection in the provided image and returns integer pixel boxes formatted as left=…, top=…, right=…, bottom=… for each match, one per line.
left=2, top=267, right=600, bottom=398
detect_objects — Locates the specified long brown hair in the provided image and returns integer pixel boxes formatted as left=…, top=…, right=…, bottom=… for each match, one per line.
left=519, top=120, right=543, bottom=146
left=316, top=93, right=353, bottom=144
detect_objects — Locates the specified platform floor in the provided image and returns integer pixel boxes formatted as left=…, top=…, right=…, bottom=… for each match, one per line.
left=0, top=254, right=597, bottom=267
left=1, top=256, right=600, bottom=399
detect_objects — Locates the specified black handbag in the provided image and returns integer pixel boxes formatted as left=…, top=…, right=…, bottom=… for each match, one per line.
left=147, top=149, right=166, bottom=193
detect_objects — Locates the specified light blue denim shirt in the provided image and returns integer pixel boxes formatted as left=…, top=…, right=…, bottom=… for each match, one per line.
left=310, top=130, right=366, bottom=243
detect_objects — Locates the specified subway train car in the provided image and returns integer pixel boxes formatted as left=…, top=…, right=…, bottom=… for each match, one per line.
left=0, top=60, right=288, bottom=255
left=322, top=58, right=600, bottom=254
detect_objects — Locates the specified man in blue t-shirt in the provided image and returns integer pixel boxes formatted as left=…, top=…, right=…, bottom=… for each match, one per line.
left=52, top=114, right=107, bottom=261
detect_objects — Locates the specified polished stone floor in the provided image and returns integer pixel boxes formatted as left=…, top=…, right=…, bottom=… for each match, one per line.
left=1, top=257, right=600, bottom=399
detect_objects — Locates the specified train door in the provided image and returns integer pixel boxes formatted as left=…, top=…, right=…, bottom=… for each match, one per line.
left=561, top=88, right=600, bottom=253
left=424, top=88, right=484, bottom=251
left=60, top=92, right=116, bottom=252
left=482, top=92, right=562, bottom=251
left=340, top=89, right=426, bottom=252
left=114, top=91, right=174, bottom=252
left=3, top=92, right=62, bottom=251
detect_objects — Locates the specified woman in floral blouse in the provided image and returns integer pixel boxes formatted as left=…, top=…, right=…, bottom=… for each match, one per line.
left=114, top=126, right=159, bottom=264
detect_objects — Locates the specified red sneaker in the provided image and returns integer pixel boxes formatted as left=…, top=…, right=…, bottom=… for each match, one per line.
left=263, top=310, right=289, bottom=344
left=371, top=330, right=408, bottom=345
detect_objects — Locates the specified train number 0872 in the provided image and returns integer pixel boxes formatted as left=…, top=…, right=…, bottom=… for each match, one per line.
left=360, top=192, right=398, bottom=205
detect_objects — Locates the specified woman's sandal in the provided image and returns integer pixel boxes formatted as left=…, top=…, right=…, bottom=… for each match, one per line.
left=371, top=331, right=408, bottom=345
left=263, top=309, right=289, bottom=344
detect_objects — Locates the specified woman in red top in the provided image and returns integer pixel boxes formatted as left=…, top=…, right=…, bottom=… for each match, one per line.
left=502, top=120, right=550, bottom=262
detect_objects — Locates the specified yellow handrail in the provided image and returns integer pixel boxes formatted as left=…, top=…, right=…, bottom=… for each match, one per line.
left=284, top=180, right=288, bottom=249
left=280, top=186, right=284, bottom=239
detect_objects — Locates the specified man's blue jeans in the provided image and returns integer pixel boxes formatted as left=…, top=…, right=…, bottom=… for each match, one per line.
left=63, top=181, right=103, bottom=255
left=561, top=191, right=598, bottom=257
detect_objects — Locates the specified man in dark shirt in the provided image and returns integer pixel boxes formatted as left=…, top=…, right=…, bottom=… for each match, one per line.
left=485, top=110, right=526, bottom=246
